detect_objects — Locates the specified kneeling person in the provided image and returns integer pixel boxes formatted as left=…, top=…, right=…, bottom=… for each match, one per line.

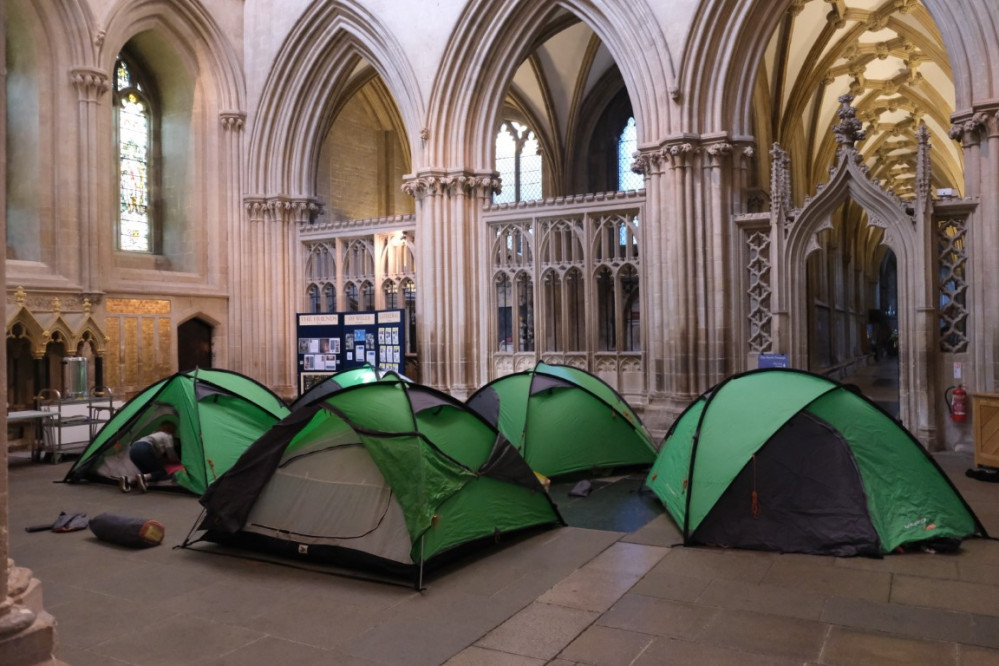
left=122, top=422, right=180, bottom=492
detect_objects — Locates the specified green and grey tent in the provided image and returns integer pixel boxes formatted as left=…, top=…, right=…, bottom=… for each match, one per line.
left=64, top=369, right=290, bottom=496
left=646, top=368, right=988, bottom=556
left=290, top=364, right=408, bottom=411
left=187, top=379, right=562, bottom=585
left=466, top=362, right=656, bottom=478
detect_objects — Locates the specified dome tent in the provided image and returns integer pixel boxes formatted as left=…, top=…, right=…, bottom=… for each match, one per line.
left=466, top=361, right=656, bottom=478
left=187, top=378, right=562, bottom=586
left=289, top=363, right=407, bottom=411
left=646, top=368, right=988, bottom=556
left=64, top=369, right=290, bottom=496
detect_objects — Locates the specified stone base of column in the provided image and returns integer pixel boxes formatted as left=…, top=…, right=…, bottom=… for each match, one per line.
left=0, top=566, right=62, bottom=666
left=0, top=609, right=62, bottom=666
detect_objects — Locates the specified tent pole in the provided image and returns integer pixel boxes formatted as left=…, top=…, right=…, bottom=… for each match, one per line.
left=416, top=535, right=425, bottom=591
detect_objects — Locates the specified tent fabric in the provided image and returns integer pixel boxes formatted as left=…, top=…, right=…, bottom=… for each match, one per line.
left=64, top=369, right=290, bottom=496
left=193, top=379, right=562, bottom=578
left=289, top=364, right=408, bottom=411
left=646, top=367, right=988, bottom=555
left=466, top=362, right=656, bottom=478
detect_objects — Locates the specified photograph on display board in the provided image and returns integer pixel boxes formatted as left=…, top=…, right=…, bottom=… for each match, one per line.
left=301, top=373, right=334, bottom=393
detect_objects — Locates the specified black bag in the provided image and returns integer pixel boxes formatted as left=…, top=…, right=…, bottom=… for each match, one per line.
left=88, top=513, right=165, bottom=548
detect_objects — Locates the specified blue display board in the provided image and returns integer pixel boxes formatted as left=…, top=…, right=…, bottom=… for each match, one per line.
left=296, top=310, right=405, bottom=393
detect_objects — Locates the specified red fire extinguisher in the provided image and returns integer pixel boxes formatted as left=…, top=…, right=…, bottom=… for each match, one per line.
left=946, top=384, right=967, bottom=423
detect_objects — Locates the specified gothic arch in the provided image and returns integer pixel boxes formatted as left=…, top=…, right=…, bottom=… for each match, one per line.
left=427, top=0, right=676, bottom=171
left=246, top=1, right=424, bottom=197
left=98, top=0, right=245, bottom=111
left=782, top=149, right=917, bottom=365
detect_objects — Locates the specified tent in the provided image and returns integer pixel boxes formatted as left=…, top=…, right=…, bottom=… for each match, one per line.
left=290, top=364, right=407, bottom=411
left=64, top=369, right=290, bottom=496
left=646, top=368, right=988, bottom=556
left=466, top=362, right=656, bottom=478
left=187, top=378, right=562, bottom=585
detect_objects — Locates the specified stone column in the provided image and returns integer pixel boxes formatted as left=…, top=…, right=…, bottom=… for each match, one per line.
left=69, top=67, right=109, bottom=293
left=632, top=148, right=668, bottom=400
left=403, top=170, right=499, bottom=399
left=1, top=0, right=60, bottom=658
left=220, top=112, right=246, bottom=371
left=702, top=138, right=735, bottom=385
left=663, top=141, right=698, bottom=399
left=241, top=197, right=316, bottom=400
left=949, top=109, right=998, bottom=393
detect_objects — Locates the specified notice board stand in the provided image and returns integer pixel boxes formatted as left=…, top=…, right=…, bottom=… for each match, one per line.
left=296, top=310, right=405, bottom=394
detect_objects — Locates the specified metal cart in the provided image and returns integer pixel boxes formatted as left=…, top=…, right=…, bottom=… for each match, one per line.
left=35, top=386, right=116, bottom=463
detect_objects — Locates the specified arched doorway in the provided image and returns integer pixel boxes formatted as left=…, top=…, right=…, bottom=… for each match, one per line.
left=178, top=318, right=213, bottom=371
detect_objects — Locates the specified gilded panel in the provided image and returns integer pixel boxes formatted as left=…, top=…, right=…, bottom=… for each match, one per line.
left=106, top=298, right=171, bottom=315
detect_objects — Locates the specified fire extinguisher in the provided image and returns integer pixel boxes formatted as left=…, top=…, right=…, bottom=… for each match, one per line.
left=945, top=384, right=967, bottom=423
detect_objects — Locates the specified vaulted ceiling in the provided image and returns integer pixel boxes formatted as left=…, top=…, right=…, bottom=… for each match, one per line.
left=506, top=0, right=959, bottom=201
left=762, top=0, right=960, bottom=200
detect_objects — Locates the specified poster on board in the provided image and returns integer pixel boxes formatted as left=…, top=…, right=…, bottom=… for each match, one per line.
left=296, top=309, right=405, bottom=394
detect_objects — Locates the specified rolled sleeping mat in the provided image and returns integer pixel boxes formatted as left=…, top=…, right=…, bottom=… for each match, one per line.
left=88, top=513, right=165, bottom=548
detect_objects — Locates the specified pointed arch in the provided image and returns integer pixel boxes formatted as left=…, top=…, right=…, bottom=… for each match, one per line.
left=246, top=1, right=424, bottom=196
left=98, top=0, right=245, bottom=112
left=781, top=147, right=924, bottom=426
left=427, top=0, right=676, bottom=170
left=6, top=307, right=46, bottom=358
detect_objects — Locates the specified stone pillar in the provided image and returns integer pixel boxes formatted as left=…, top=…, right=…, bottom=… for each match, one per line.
left=220, top=112, right=245, bottom=371
left=950, top=109, right=999, bottom=393
left=403, top=170, right=499, bottom=399
left=241, top=197, right=315, bottom=400
left=663, top=141, right=698, bottom=399
left=702, top=138, right=735, bottom=385
left=69, top=67, right=109, bottom=293
left=1, top=0, right=61, bottom=658
left=632, top=149, right=668, bottom=399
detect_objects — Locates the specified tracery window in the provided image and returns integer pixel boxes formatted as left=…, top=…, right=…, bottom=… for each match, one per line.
left=114, top=56, right=156, bottom=252
left=539, top=218, right=585, bottom=352
left=494, top=121, right=542, bottom=204
left=618, top=117, right=643, bottom=191
left=402, top=279, right=417, bottom=355
left=304, top=243, right=336, bottom=312
left=594, top=214, right=641, bottom=352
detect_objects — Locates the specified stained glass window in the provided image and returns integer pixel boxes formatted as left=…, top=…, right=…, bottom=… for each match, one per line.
left=115, top=58, right=152, bottom=252
left=494, top=121, right=542, bottom=204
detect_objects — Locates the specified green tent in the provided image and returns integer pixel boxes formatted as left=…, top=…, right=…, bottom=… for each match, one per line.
left=64, top=369, right=290, bottom=496
left=646, top=368, right=988, bottom=556
left=290, top=364, right=408, bottom=411
left=466, top=361, right=656, bottom=478
left=189, top=379, right=562, bottom=585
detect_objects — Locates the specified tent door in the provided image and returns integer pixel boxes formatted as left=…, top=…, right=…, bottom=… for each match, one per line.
left=692, top=411, right=881, bottom=556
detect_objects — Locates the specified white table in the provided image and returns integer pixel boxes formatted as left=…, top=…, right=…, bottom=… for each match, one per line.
left=7, top=410, right=58, bottom=462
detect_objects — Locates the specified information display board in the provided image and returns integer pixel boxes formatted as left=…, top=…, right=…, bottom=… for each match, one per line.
left=296, top=309, right=405, bottom=394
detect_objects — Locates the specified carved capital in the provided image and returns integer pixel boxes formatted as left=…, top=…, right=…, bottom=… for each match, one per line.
left=663, top=142, right=697, bottom=168
left=244, top=197, right=269, bottom=223
left=704, top=142, right=733, bottom=166
left=949, top=111, right=990, bottom=146
left=70, top=67, right=109, bottom=102
left=220, top=111, right=246, bottom=132
left=402, top=175, right=446, bottom=199
left=403, top=171, right=500, bottom=199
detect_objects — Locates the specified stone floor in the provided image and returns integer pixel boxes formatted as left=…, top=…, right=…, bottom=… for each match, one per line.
left=7, top=359, right=999, bottom=665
